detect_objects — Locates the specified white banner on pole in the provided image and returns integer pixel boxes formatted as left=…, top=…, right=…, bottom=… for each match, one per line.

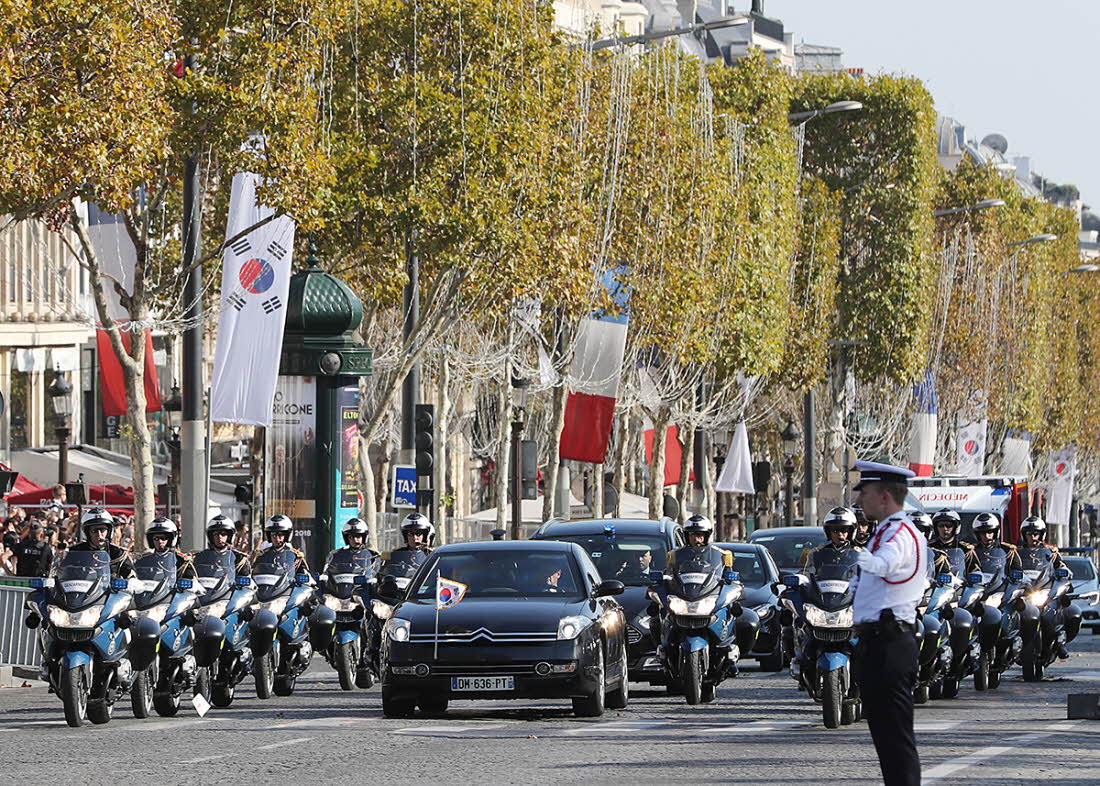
left=211, top=143, right=296, bottom=426
left=716, top=421, right=755, bottom=494
left=1046, top=448, right=1076, bottom=526
left=955, top=418, right=988, bottom=476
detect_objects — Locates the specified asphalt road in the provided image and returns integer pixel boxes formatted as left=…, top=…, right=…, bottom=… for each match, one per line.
left=4, top=634, right=1100, bottom=785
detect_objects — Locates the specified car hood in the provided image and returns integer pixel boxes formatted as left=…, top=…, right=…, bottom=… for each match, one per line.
left=398, top=597, right=590, bottom=634
left=740, top=585, right=775, bottom=607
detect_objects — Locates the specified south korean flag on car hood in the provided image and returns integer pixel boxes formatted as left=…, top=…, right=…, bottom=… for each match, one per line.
left=436, top=575, right=467, bottom=610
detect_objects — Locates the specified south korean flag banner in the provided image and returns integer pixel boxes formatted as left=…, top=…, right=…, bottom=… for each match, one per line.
left=211, top=138, right=296, bottom=426
left=436, top=575, right=467, bottom=610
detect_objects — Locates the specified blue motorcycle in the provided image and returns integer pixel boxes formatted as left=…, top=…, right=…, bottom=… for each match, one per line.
left=127, top=551, right=203, bottom=717
left=650, top=545, right=757, bottom=704
left=961, top=549, right=1031, bottom=690
left=783, top=548, right=859, bottom=728
left=24, top=550, right=136, bottom=726
left=249, top=550, right=315, bottom=698
left=190, top=550, right=256, bottom=707
left=308, top=549, right=374, bottom=690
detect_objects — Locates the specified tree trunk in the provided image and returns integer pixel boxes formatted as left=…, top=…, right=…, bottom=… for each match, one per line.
left=677, top=425, right=694, bottom=523
left=592, top=463, right=604, bottom=518
left=701, top=433, right=716, bottom=523
left=542, top=383, right=567, bottom=521
left=359, top=442, right=379, bottom=552
left=648, top=407, right=670, bottom=520
left=122, top=346, right=155, bottom=541
left=611, top=410, right=627, bottom=518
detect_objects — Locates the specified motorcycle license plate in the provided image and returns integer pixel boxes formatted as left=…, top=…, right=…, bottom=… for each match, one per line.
left=451, top=676, right=514, bottom=692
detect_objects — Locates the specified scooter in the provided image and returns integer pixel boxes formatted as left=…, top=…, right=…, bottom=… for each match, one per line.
left=782, top=548, right=860, bottom=728
left=1019, top=549, right=1082, bottom=681
left=249, top=550, right=315, bottom=698
left=127, top=551, right=203, bottom=717
left=308, top=549, right=374, bottom=690
left=24, top=550, right=136, bottom=727
left=190, top=550, right=256, bottom=707
left=650, top=546, right=757, bottom=705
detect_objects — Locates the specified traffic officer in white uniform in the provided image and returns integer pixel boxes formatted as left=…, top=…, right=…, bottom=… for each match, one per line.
left=851, top=460, right=925, bottom=786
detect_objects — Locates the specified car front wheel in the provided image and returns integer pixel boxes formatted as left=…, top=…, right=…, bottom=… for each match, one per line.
left=572, top=645, right=605, bottom=718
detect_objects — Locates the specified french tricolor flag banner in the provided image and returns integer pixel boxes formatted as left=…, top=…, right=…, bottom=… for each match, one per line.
left=908, top=371, right=938, bottom=476
left=559, top=272, right=629, bottom=464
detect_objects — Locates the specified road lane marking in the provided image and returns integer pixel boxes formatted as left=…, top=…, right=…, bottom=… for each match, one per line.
left=256, top=737, right=312, bottom=750
left=129, top=719, right=210, bottom=732
left=914, top=720, right=961, bottom=732
left=393, top=725, right=509, bottom=736
left=922, top=720, right=1082, bottom=783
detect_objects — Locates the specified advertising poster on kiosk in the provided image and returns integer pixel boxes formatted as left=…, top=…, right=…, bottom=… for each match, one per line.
left=266, top=376, right=317, bottom=552
left=334, top=383, right=362, bottom=550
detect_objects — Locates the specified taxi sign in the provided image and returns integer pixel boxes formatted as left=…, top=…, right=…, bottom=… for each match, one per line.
left=392, top=464, right=417, bottom=509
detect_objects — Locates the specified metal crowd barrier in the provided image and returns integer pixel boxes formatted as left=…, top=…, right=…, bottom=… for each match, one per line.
left=0, top=579, right=40, bottom=668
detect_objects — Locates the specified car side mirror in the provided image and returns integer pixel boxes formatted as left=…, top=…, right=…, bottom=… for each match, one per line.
left=595, top=579, right=625, bottom=597
left=771, top=581, right=785, bottom=595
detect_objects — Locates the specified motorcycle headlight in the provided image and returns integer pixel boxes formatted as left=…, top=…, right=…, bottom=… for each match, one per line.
left=1027, top=589, right=1050, bottom=608
left=47, top=604, right=105, bottom=629
left=557, top=615, right=592, bottom=640
left=324, top=595, right=362, bottom=612
left=371, top=600, right=395, bottom=620
left=985, top=592, right=1004, bottom=609
left=668, top=595, right=718, bottom=616
left=194, top=599, right=230, bottom=620
left=804, top=604, right=853, bottom=628
left=253, top=596, right=288, bottom=617
left=132, top=602, right=170, bottom=625
left=753, top=603, right=774, bottom=620
left=386, top=618, right=411, bottom=642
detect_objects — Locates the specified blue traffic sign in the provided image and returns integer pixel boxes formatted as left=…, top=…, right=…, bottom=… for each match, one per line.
left=392, top=464, right=417, bottom=509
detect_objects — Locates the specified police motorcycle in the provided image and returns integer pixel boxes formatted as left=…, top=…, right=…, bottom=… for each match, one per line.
left=1018, top=545, right=1081, bottom=682
left=24, top=550, right=137, bottom=726
left=126, top=544, right=205, bottom=718
left=308, top=546, right=375, bottom=690
left=914, top=560, right=960, bottom=703
left=960, top=545, right=1030, bottom=690
left=190, top=549, right=256, bottom=707
left=248, top=548, right=316, bottom=698
left=782, top=547, right=860, bottom=727
left=365, top=548, right=430, bottom=683
left=649, top=540, right=758, bottom=705
left=925, top=547, right=979, bottom=700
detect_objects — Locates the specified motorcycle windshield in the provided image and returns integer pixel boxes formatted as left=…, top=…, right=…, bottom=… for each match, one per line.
left=252, top=549, right=295, bottom=601
left=324, top=550, right=372, bottom=599
left=131, top=551, right=176, bottom=609
left=944, top=548, right=966, bottom=576
left=973, top=547, right=1006, bottom=587
left=51, top=550, right=111, bottom=610
left=194, top=550, right=235, bottom=602
left=378, top=551, right=428, bottom=595
left=669, top=546, right=723, bottom=600
left=1018, top=548, right=1053, bottom=586
left=810, top=548, right=859, bottom=609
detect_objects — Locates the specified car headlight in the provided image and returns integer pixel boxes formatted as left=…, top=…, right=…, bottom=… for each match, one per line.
left=131, top=602, right=170, bottom=624
left=386, top=618, right=411, bottom=642
left=753, top=603, right=774, bottom=620
left=804, top=604, right=853, bottom=628
left=371, top=600, right=395, bottom=620
left=557, top=615, right=592, bottom=640
left=47, top=604, right=104, bottom=629
left=253, top=596, right=288, bottom=617
left=324, top=595, right=362, bottom=612
left=194, top=599, right=230, bottom=620
left=984, top=592, right=1004, bottom=609
left=1027, top=589, right=1050, bottom=608
left=668, top=595, right=718, bottom=616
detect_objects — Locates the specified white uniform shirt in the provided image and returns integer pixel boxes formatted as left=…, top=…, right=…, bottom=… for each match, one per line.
left=853, top=512, right=927, bottom=624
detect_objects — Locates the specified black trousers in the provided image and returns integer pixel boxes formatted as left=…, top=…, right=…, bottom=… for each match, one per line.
left=855, top=627, right=920, bottom=786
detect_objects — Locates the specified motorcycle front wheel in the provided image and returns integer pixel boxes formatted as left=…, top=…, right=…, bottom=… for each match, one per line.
left=822, top=669, right=843, bottom=729
left=131, top=665, right=155, bottom=718
left=1023, top=629, right=1045, bottom=682
left=683, top=649, right=704, bottom=705
left=61, top=664, right=88, bottom=728
left=335, top=641, right=356, bottom=691
left=254, top=650, right=275, bottom=699
left=913, top=683, right=929, bottom=705
left=973, top=652, right=990, bottom=691
left=193, top=665, right=212, bottom=702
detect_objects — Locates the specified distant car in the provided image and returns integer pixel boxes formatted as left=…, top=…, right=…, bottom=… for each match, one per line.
left=379, top=540, right=630, bottom=718
left=531, top=517, right=684, bottom=684
left=1063, top=556, right=1100, bottom=632
left=714, top=542, right=787, bottom=671
left=747, top=526, right=827, bottom=578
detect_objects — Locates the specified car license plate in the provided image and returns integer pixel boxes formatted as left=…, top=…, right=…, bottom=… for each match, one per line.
left=451, top=676, right=515, bottom=692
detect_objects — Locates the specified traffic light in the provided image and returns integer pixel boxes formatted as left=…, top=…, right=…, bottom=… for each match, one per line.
left=414, top=404, right=435, bottom=476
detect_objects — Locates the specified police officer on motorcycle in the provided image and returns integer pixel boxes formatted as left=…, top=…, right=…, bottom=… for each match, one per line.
left=911, top=511, right=951, bottom=576
left=69, top=508, right=134, bottom=578
left=327, top=517, right=379, bottom=562
left=852, top=505, right=874, bottom=548
left=804, top=507, right=860, bottom=577
left=204, top=514, right=251, bottom=576
left=970, top=512, right=1022, bottom=572
left=671, top=514, right=731, bottom=563
left=1017, top=516, right=1066, bottom=570
left=254, top=514, right=309, bottom=573
left=145, top=517, right=197, bottom=579
left=928, top=508, right=980, bottom=573
left=393, top=513, right=434, bottom=556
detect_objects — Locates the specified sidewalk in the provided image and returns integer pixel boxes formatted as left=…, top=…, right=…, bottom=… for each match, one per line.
left=0, top=665, right=47, bottom=690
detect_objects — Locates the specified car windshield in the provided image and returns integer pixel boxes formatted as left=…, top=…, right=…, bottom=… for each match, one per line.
left=728, top=551, right=767, bottom=588
left=751, top=531, right=825, bottom=571
left=549, top=534, right=665, bottom=586
left=1064, top=557, right=1096, bottom=581
left=414, top=550, right=584, bottom=599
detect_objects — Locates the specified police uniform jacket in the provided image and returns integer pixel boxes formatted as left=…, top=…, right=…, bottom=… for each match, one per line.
left=854, top=513, right=926, bottom=624
left=70, top=541, right=134, bottom=578
left=928, top=537, right=981, bottom=573
left=252, top=544, right=309, bottom=574
left=968, top=541, right=1023, bottom=572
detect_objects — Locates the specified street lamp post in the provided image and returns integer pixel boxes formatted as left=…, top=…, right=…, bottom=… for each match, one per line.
left=788, top=100, right=863, bottom=123
left=1007, top=233, right=1058, bottom=248
left=163, top=384, right=182, bottom=519
left=47, top=371, right=73, bottom=485
left=781, top=420, right=800, bottom=528
left=510, top=376, right=529, bottom=541
left=579, top=15, right=750, bottom=52
left=932, top=199, right=1006, bottom=218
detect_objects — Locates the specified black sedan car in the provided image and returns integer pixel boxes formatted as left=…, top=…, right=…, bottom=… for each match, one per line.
left=1063, top=555, right=1100, bottom=632
left=531, top=517, right=684, bottom=684
left=747, top=526, right=827, bottom=578
left=379, top=540, right=630, bottom=718
left=714, top=542, right=787, bottom=671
